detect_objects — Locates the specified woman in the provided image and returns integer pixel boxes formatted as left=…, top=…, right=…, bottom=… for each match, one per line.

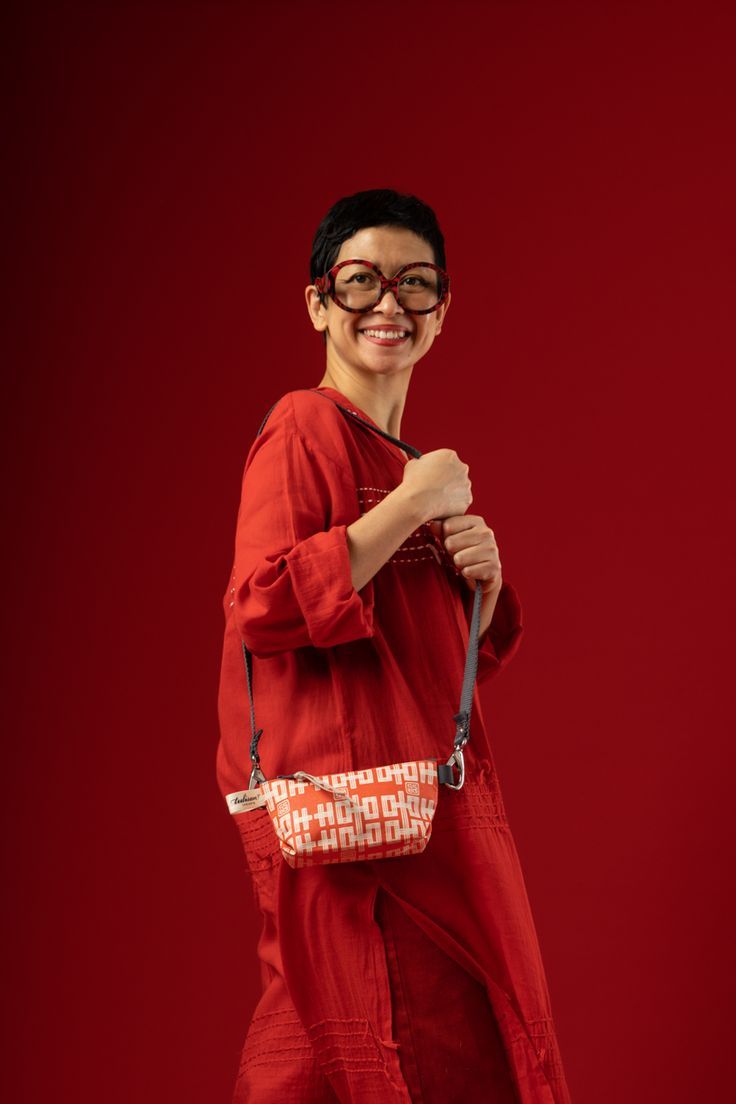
left=216, top=189, right=572, bottom=1103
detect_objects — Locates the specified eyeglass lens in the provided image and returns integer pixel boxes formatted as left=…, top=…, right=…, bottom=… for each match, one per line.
left=333, top=263, right=443, bottom=312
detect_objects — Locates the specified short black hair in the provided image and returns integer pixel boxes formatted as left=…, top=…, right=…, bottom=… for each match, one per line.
left=309, top=188, right=447, bottom=343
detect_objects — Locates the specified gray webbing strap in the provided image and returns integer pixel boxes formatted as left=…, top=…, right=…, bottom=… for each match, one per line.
left=241, top=389, right=483, bottom=788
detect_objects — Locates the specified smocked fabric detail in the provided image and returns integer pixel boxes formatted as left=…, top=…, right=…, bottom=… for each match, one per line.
left=526, top=1017, right=568, bottom=1084
left=237, top=1008, right=401, bottom=1085
left=306, top=1017, right=400, bottom=1076
left=431, top=757, right=511, bottom=832
left=235, top=807, right=283, bottom=872
left=238, top=1008, right=312, bottom=1075
left=435, top=778, right=511, bottom=831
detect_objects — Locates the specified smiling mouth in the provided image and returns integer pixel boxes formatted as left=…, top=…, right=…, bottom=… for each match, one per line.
left=359, top=328, right=411, bottom=344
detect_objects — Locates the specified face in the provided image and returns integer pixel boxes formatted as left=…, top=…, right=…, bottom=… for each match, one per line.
left=305, top=225, right=451, bottom=380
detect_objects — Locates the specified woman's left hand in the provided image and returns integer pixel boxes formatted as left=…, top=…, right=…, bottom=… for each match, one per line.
left=429, top=515, right=503, bottom=596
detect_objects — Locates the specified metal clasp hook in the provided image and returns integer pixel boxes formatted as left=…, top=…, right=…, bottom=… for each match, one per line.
left=443, top=747, right=465, bottom=790
left=248, top=764, right=267, bottom=789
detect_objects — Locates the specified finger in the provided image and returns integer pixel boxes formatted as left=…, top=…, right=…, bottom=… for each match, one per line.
left=442, top=514, right=480, bottom=536
left=453, top=549, right=499, bottom=573
left=446, top=530, right=494, bottom=556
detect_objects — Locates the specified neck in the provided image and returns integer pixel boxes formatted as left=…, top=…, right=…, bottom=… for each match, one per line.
left=316, top=366, right=412, bottom=439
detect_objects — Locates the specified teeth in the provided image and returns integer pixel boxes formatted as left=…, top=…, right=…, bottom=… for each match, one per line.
left=361, top=329, right=408, bottom=339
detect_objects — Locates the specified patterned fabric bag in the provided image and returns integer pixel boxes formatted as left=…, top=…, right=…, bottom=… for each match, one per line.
left=224, top=391, right=483, bottom=868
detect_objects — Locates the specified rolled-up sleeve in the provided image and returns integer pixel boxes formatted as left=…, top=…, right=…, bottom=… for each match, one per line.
left=466, top=580, right=524, bottom=685
left=233, top=405, right=375, bottom=657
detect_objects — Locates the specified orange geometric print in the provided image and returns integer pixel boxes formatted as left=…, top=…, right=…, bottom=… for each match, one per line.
left=258, top=759, right=441, bottom=868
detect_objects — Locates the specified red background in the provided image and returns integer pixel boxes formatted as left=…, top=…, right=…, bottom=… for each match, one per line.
left=5, top=2, right=734, bottom=1101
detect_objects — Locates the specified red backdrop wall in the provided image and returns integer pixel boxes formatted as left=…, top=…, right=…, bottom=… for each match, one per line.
left=5, top=2, right=734, bottom=1101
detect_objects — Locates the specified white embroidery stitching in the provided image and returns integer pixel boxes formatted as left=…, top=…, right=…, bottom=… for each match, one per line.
left=356, top=487, right=448, bottom=566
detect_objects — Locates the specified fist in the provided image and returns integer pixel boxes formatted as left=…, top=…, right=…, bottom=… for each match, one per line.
left=428, top=514, right=503, bottom=595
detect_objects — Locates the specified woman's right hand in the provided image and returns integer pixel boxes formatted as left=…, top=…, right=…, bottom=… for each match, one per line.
left=400, top=449, right=473, bottom=523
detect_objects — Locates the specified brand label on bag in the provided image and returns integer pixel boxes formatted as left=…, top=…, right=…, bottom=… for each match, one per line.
left=225, top=788, right=267, bottom=814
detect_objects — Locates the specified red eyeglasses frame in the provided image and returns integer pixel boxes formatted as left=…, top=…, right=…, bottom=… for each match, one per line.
left=314, top=258, right=450, bottom=315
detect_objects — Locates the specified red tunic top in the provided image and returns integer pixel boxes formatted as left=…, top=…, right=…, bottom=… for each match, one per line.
left=216, top=385, right=572, bottom=1103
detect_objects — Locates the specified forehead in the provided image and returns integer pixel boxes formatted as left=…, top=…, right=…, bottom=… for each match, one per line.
left=334, top=225, right=434, bottom=269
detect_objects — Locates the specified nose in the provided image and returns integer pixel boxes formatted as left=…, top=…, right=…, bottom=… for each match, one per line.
left=374, top=288, right=404, bottom=315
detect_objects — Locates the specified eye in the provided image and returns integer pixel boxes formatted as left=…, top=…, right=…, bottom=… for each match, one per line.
left=344, top=272, right=379, bottom=287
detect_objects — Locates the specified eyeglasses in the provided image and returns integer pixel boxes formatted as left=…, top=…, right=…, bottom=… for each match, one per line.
left=314, top=258, right=450, bottom=315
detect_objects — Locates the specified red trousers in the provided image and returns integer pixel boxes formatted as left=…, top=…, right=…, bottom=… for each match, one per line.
left=234, top=886, right=519, bottom=1103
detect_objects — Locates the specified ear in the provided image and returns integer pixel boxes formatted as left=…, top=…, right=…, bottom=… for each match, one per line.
left=435, top=289, right=451, bottom=334
left=305, top=285, right=328, bottom=334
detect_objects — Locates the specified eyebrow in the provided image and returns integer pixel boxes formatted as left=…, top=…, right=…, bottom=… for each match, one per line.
left=352, top=259, right=433, bottom=274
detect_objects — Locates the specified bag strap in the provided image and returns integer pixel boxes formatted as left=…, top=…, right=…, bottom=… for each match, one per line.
left=241, top=389, right=483, bottom=791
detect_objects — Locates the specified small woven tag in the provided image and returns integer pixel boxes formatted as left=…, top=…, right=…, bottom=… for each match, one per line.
left=225, top=788, right=267, bottom=814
